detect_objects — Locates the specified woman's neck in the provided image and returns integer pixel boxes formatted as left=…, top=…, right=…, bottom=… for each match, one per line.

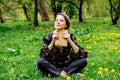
left=55, top=29, right=66, bottom=32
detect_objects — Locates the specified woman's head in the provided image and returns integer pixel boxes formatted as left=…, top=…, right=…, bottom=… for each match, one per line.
left=55, top=13, right=70, bottom=30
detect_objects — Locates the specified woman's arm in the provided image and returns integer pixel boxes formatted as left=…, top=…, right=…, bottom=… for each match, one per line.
left=62, top=33, right=79, bottom=54
left=68, top=39, right=79, bottom=54
left=48, top=32, right=59, bottom=50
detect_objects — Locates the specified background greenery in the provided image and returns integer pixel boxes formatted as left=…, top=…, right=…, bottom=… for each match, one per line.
left=0, top=0, right=120, bottom=80
left=0, top=17, right=120, bottom=80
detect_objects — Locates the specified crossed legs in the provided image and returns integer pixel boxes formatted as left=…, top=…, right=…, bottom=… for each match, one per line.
left=37, top=57, right=87, bottom=77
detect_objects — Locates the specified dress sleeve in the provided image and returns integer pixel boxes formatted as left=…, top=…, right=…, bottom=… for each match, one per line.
left=70, top=34, right=88, bottom=60
left=40, top=32, right=53, bottom=58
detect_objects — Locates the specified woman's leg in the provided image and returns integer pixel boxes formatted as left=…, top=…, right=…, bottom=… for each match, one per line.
left=37, top=57, right=61, bottom=76
left=63, top=58, right=87, bottom=74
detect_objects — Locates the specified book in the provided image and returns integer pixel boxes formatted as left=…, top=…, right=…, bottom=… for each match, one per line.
left=55, top=30, right=68, bottom=47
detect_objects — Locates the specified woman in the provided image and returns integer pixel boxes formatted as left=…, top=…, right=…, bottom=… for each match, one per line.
left=37, top=13, right=88, bottom=78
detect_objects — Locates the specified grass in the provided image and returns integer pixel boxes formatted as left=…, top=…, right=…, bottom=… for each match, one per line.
left=0, top=18, right=120, bottom=80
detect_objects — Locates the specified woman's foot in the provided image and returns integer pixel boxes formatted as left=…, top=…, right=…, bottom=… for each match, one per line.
left=60, top=70, right=68, bottom=77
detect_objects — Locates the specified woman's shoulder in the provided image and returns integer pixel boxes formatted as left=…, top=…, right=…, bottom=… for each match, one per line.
left=69, top=33, right=76, bottom=40
left=43, top=32, right=53, bottom=40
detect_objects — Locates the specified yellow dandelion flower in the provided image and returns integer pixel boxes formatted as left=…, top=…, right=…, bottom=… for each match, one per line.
left=86, top=46, right=92, bottom=49
left=91, top=63, right=95, bottom=66
left=118, top=64, right=120, bottom=66
left=84, top=71, right=87, bottom=74
left=82, top=73, right=85, bottom=77
left=32, top=55, right=35, bottom=58
left=104, top=68, right=108, bottom=72
left=117, top=50, right=120, bottom=53
left=66, top=76, right=71, bottom=80
left=98, top=67, right=103, bottom=71
left=86, top=68, right=89, bottom=71
left=111, top=69, right=115, bottom=73
left=98, top=71, right=102, bottom=75
left=20, top=49, right=23, bottom=53
left=90, top=78, right=94, bottom=80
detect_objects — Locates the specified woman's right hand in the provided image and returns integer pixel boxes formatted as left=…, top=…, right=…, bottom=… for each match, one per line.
left=52, top=32, right=59, bottom=41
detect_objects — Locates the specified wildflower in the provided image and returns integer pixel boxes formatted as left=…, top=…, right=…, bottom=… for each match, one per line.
left=118, top=64, right=120, bottom=66
left=90, top=78, right=94, bottom=80
left=82, top=73, right=85, bottom=77
left=91, top=63, right=95, bottom=66
left=98, top=67, right=103, bottom=71
left=86, top=68, right=89, bottom=71
left=86, top=46, right=92, bottom=49
left=66, top=76, right=71, bottom=80
left=20, top=49, right=23, bottom=53
left=117, top=50, right=120, bottom=53
left=98, top=71, right=102, bottom=75
left=32, top=55, right=35, bottom=58
left=111, top=69, right=115, bottom=73
left=104, top=68, right=108, bottom=72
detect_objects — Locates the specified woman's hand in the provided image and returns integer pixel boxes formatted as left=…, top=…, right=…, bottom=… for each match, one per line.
left=62, top=33, right=71, bottom=42
left=52, top=32, right=59, bottom=41
left=62, top=32, right=79, bottom=54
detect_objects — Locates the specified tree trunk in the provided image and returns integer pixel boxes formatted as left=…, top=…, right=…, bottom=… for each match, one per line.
left=22, top=4, right=31, bottom=21
left=38, top=0, right=49, bottom=21
left=113, top=12, right=119, bottom=24
left=34, top=0, right=39, bottom=27
left=79, top=1, right=83, bottom=22
left=113, top=1, right=120, bottom=24
left=0, top=8, right=4, bottom=23
left=109, top=0, right=120, bottom=24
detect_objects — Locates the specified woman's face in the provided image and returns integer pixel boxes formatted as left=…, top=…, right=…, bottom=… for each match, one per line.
left=55, top=15, right=67, bottom=30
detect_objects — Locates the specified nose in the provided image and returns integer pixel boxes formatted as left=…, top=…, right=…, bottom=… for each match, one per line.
left=56, top=20, right=60, bottom=24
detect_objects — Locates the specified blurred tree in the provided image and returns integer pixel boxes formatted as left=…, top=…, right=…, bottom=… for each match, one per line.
left=109, top=0, right=120, bottom=24
left=38, top=0, right=49, bottom=21
left=0, top=1, right=4, bottom=23
left=0, top=8, right=4, bottom=23
left=63, top=3, right=77, bottom=19
left=34, top=0, right=38, bottom=27
left=58, top=0, right=84, bottom=22
left=15, top=0, right=32, bottom=21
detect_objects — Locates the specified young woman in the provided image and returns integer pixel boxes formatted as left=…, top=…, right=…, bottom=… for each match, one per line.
left=37, top=13, right=88, bottom=78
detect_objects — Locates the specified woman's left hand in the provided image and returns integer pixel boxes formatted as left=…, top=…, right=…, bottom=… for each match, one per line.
left=62, top=33, right=71, bottom=42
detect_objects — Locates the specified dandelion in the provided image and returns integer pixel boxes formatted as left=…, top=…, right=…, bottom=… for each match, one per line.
left=100, top=51, right=103, bottom=54
left=98, top=71, right=102, bottom=75
left=82, top=73, right=85, bottom=77
left=32, top=55, right=35, bottom=58
left=86, top=68, right=89, bottom=71
left=118, top=64, right=120, bottom=66
left=86, top=46, right=92, bottom=49
left=20, top=49, right=23, bottom=53
left=91, top=63, right=95, bottom=66
left=98, top=67, right=103, bottom=71
left=90, top=78, right=94, bottom=80
left=104, top=68, right=108, bottom=72
left=66, top=76, right=71, bottom=80
left=111, top=69, right=115, bottom=73
left=117, top=50, right=120, bottom=53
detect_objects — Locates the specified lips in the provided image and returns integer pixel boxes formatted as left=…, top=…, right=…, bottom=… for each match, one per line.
left=56, top=24, right=61, bottom=27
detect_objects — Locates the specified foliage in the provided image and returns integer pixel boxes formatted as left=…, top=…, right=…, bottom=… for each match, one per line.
left=0, top=0, right=115, bottom=22
left=63, top=3, right=77, bottom=19
left=0, top=18, right=120, bottom=80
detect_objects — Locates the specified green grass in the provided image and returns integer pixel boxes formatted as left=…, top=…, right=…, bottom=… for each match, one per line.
left=0, top=18, right=120, bottom=80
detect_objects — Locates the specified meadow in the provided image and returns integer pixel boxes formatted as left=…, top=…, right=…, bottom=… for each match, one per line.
left=0, top=17, right=120, bottom=80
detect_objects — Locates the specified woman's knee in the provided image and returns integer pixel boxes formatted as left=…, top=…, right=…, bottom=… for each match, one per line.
left=37, top=58, right=46, bottom=67
left=81, top=58, right=87, bottom=66
left=78, top=58, right=87, bottom=66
